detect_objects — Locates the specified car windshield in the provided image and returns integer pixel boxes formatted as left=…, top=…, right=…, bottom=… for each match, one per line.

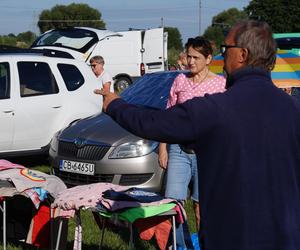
left=120, top=71, right=182, bottom=110
left=31, top=28, right=98, bottom=53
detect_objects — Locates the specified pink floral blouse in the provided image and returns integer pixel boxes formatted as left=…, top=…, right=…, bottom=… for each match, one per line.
left=166, top=73, right=226, bottom=108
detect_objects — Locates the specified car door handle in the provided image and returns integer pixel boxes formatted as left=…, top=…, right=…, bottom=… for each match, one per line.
left=2, top=109, right=14, bottom=113
left=52, top=105, right=62, bottom=109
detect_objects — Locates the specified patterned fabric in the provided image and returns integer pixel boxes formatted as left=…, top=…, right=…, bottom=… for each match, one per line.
left=167, top=73, right=226, bottom=108
left=52, top=182, right=129, bottom=211
left=102, top=188, right=164, bottom=202
left=0, top=159, right=25, bottom=171
left=52, top=183, right=180, bottom=250
left=23, top=189, right=41, bottom=209
left=73, top=211, right=82, bottom=250
left=53, top=182, right=175, bottom=213
left=0, top=168, right=66, bottom=198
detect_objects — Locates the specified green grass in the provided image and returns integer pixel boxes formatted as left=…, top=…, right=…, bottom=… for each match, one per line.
left=0, top=156, right=197, bottom=250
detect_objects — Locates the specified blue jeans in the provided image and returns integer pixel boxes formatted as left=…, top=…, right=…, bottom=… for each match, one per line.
left=165, top=144, right=199, bottom=202
left=165, top=144, right=199, bottom=249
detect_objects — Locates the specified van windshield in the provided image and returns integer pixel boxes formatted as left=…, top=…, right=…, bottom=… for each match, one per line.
left=31, top=28, right=98, bottom=53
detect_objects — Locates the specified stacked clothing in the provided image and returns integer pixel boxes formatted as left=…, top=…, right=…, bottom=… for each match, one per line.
left=52, top=182, right=187, bottom=250
left=0, top=160, right=66, bottom=208
left=0, top=159, right=67, bottom=248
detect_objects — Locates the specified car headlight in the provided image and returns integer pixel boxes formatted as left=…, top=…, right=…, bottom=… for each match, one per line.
left=50, top=131, right=61, bottom=152
left=109, top=139, right=158, bottom=159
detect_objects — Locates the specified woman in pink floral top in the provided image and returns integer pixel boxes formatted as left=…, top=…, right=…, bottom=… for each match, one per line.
left=159, top=36, right=226, bottom=248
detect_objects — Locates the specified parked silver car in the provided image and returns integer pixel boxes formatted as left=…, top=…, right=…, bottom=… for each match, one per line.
left=49, top=71, right=182, bottom=192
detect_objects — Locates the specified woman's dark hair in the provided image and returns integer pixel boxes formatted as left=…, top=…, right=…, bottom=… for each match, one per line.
left=232, top=20, right=277, bottom=71
left=185, top=36, right=213, bottom=58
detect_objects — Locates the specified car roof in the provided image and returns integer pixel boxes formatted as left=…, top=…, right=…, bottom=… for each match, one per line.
left=0, top=47, right=75, bottom=60
left=121, top=70, right=184, bottom=109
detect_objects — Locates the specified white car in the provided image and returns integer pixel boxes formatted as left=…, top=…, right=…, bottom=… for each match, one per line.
left=0, top=47, right=101, bottom=156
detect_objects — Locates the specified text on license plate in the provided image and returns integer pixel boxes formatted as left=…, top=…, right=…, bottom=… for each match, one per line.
left=59, top=160, right=95, bottom=175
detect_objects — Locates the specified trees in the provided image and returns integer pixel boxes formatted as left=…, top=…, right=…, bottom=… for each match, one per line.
left=203, top=0, right=300, bottom=53
left=38, top=3, right=105, bottom=33
left=164, top=27, right=183, bottom=66
left=17, top=31, right=37, bottom=45
left=0, top=31, right=36, bottom=48
left=164, top=27, right=183, bottom=51
left=203, top=8, right=248, bottom=54
left=245, top=0, right=300, bottom=32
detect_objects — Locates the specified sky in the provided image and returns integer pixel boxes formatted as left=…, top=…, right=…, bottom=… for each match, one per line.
left=0, top=0, right=250, bottom=43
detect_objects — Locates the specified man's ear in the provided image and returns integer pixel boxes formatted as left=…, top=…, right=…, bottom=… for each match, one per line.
left=239, top=48, right=249, bottom=63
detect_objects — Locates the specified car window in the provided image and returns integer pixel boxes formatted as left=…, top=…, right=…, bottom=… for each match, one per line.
left=121, top=72, right=181, bottom=109
left=18, top=62, right=59, bottom=97
left=32, top=29, right=98, bottom=53
left=57, top=64, right=85, bottom=91
left=0, top=62, right=10, bottom=99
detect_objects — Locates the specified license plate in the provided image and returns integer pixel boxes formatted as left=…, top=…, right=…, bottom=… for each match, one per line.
left=59, top=160, right=95, bottom=175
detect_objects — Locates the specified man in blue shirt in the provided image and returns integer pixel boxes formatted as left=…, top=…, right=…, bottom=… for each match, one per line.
left=95, top=20, right=300, bottom=250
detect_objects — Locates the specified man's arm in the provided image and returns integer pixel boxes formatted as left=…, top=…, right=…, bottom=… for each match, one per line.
left=95, top=89, right=220, bottom=145
left=106, top=98, right=197, bottom=144
left=102, top=82, right=111, bottom=92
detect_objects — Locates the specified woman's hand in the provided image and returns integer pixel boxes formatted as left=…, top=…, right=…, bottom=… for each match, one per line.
left=158, top=143, right=168, bottom=169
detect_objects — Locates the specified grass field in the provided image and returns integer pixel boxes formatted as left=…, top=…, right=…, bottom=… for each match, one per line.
left=0, top=156, right=197, bottom=250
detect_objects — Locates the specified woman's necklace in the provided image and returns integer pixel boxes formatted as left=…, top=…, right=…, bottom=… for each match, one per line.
left=192, top=69, right=209, bottom=84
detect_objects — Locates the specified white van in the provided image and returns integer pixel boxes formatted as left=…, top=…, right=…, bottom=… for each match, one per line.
left=31, top=27, right=168, bottom=92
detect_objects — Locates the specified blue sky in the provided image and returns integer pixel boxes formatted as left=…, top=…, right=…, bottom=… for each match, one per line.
left=0, top=0, right=250, bottom=43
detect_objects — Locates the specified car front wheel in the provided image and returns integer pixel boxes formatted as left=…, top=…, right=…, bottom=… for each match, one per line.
left=114, top=77, right=131, bottom=93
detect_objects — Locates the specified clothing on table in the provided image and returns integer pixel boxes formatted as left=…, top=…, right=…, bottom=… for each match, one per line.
left=106, top=66, right=300, bottom=250
left=26, top=203, right=51, bottom=248
left=97, top=70, right=114, bottom=92
left=23, top=188, right=43, bottom=209
left=73, top=211, right=82, bottom=250
left=0, top=159, right=25, bottom=171
left=102, top=187, right=164, bottom=202
left=0, top=161, right=67, bottom=249
left=52, top=183, right=174, bottom=213
left=134, top=216, right=172, bottom=250
left=114, top=203, right=176, bottom=223
left=53, top=183, right=181, bottom=250
left=52, top=182, right=128, bottom=211
left=99, top=202, right=179, bottom=250
left=0, top=168, right=66, bottom=198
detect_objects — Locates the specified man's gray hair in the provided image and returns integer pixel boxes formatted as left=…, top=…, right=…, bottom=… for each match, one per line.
left=90, top=55, right=105, bottom=65
left=233, top=20, right=277, bottom=71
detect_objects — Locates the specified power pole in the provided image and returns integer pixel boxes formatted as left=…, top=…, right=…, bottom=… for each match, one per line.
left=199, top=0, right=202, bottom=35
